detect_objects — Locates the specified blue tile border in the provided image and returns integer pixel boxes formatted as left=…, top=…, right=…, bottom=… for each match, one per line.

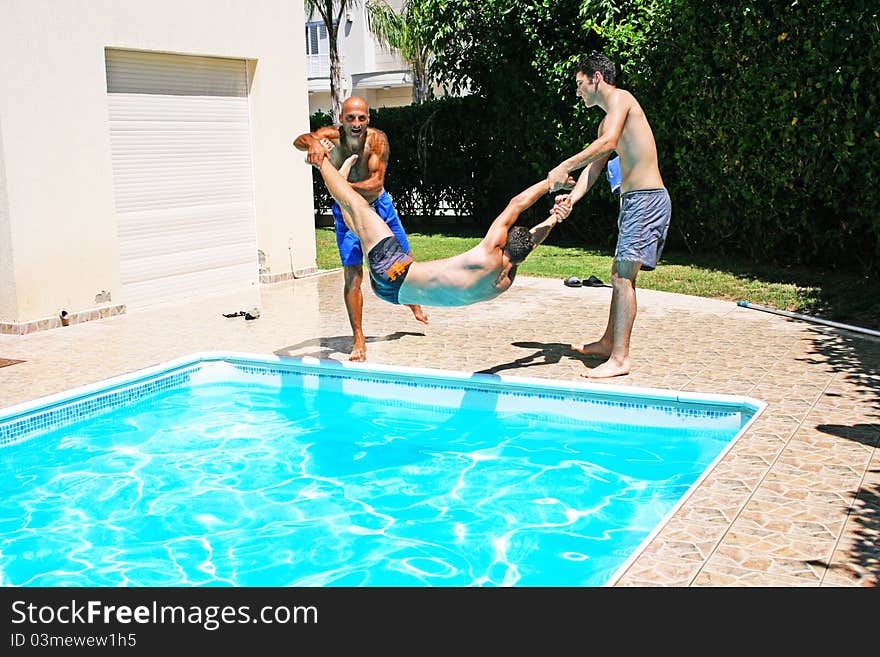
left=0, top=367, right=197, bottom=446
left=226, top=362, right=742, bottom=420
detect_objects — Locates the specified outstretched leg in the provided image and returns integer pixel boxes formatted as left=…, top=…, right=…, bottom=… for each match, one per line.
left=317, top=156, right=394, bottom=254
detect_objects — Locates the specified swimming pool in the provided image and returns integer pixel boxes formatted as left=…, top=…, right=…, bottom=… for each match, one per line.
left=0, top=352, right=764, bottom=587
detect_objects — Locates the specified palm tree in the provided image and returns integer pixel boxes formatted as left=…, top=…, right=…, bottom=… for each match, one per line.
left=365, top=0, right=434, bottom=104
left=304, top=0, right=359, bottom=121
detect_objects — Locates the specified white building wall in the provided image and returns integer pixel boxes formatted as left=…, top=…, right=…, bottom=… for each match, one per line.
left=0, top=0, right=314, bottom=328
left=371, top=0, right=404, bottom=71
left=372, top=48, right=399, bottom=71
left=345, top=4, right=374, bottom=81
left=0, top=118, right=14, bottom=321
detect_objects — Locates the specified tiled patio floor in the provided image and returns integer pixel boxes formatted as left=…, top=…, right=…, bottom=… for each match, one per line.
left=1, top=271, right=877, bottom=586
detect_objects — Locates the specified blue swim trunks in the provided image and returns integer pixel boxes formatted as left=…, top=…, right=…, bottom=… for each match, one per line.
left=333, top=191, right=411, bottom=266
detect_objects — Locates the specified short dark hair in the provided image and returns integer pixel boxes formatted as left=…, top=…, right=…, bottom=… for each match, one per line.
left=576, top=52, right=616, bottom=86
left=505, top=226, right=534, bottom=264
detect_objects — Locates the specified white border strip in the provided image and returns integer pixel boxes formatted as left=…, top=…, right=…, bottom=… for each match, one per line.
left=1, top=350, right=766, bottom=423
left=212, top=350, right=766, bottom=411
left=0, top=353, right=203, bottom=424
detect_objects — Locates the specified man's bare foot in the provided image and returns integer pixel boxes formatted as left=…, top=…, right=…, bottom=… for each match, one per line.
left=408, top=304, right=429, bottom=324
left=349, top=340, right=367, bottom=362
left=581, top=358, right=630, bottom=379
left=570, top=340, right=611, bottom=359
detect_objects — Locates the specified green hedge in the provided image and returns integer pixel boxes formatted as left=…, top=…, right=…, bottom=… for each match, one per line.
left=309, top=96, right=618, bottom=239
left=309, top=0, right=879, bottom=274
left=643, top=0, right=880, bottom=272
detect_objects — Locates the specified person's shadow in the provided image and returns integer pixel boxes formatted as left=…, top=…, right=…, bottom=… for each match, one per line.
left=275, top=331, right=424, bottom=360
left=476, top=341, right=602, bottom=375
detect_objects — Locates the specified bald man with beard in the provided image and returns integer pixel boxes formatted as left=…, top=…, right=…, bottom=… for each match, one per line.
left=295, top=96, right=427, bottom=361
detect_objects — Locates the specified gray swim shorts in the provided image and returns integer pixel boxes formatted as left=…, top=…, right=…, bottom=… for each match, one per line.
left=615, top=187, right=671, bottom=271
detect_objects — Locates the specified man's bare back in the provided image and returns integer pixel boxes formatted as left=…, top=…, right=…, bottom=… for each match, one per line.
left=397, top=244, right=512, bottom=307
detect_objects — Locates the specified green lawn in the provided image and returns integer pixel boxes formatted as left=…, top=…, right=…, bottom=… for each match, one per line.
left=316, top=226, right=880, bottom=331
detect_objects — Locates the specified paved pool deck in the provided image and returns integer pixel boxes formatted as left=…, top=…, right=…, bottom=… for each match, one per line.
left=1, top=270, right=877, bottom=586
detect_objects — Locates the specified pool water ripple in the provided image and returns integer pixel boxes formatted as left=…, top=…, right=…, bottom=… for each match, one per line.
left=0, top=367, right=757, bottom=587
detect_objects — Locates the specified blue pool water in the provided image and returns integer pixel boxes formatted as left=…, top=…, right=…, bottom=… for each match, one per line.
left=0, top=355, right=762, bottom=586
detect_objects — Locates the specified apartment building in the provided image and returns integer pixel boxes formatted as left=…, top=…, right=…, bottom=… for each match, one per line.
left=305, top=0, right=414, bottom=113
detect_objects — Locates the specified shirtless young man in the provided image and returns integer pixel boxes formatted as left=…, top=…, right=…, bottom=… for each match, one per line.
left=311, top=153, right=573, bottom=308
left=548, top=52, right=671, bottom=379
left=293, top=96, right=426, bottom=361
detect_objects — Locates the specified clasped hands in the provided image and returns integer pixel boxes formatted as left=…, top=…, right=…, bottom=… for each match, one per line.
left=548, top=169, right=576, bottom=223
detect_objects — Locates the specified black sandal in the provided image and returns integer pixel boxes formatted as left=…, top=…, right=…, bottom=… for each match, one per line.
left=563, top=276, right=583, bottom=288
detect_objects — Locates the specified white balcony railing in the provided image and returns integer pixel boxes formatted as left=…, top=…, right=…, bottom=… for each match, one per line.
left=307, top=54, right=330, bottom=78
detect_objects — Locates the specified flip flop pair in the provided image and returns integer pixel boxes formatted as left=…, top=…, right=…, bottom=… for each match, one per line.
left=222, top=307, right=261, bottom=320
left=563, top=275, right=605, bottom=288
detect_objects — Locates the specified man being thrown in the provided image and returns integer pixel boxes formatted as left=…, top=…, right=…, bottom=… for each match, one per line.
left=312, top=152, right=573, bottom=307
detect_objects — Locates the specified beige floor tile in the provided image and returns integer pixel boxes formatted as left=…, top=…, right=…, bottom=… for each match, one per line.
left=720, top=527, right=837, bottom=563
left=706, top=545, right=827, bottom=584
left=671, top=486, right=752, bottom=525
left=614, top=557, right=703, bottom=587
left=638, top=515, right=729, bottom=562
left=752, top=481, right=861, bottom=507
left=824, top=548, right=879, bottom=587
left=694, top=561, right=821, bottom=587
left=734, top=497, right=849, bottom=540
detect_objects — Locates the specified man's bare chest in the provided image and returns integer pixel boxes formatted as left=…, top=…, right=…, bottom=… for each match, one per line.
left=332, top=141, right=372, bottom=182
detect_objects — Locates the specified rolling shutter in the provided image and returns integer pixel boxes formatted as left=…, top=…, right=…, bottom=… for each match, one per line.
left=106, top=49, right=258, bottom=308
